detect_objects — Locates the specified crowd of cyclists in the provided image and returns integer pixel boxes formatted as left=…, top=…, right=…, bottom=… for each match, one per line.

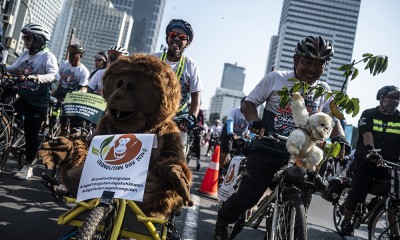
left=1, top=18, right=399, bottom=240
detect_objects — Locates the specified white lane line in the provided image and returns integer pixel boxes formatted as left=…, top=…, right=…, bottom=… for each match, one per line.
left=182, top=194, right=200, bottom=240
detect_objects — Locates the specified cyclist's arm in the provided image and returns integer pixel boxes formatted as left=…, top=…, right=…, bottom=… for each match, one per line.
left=329, top=121, right=346, bottom=139
left=362, top=132, right=374, bottom=148
left=242, top=100, right=260, bottom=122
left=189, top=91, right=200, bottom=117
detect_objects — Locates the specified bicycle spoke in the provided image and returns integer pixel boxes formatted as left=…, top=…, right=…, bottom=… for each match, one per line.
left=369, top=205, right=400, bottom=240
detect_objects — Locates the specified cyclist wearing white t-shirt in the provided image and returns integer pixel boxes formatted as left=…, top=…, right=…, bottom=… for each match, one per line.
left=52, top=44, right=90, bottom=136
left=153, top=19, right=202, bottom=133
left=214, top=36, right=351, bottom=239
left=82, top=45, right=129, bottom=96
left=3, top=23, right=58, bottom=180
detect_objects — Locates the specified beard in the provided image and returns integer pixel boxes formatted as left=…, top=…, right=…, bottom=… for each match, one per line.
left=167, top=48, right=181, bottom=59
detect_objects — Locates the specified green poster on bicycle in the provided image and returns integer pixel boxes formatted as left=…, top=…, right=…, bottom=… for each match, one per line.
left=62, top=92, right=106, bottom=124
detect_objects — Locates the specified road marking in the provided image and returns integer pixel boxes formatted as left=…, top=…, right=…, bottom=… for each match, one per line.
left=182, top=194, right=200, bottom=240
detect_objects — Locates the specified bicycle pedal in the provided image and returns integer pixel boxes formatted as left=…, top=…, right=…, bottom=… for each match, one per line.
left=41, top=173, right=60, bottom=186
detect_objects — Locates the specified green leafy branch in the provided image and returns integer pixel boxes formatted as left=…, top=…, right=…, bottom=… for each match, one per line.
left=277, top=54, right=388, bottom=119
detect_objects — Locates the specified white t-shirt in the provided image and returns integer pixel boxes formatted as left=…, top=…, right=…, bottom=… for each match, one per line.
left=152, top=52, right=202, bottom=111
left=6, top=49, right=58, bottom=107
left=227, top=107, right=249, bottom=136
left=246, top=70, right=333, bottom=137
left=87, top=68, right=106, bottom=95
left=57, top=60, right=89, bottom=90
left=210, top=124, right=222, bottom=138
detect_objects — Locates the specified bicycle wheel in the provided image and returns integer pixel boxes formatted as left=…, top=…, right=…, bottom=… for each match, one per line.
left=368, top=202, right=400, bottom=240
left=0, top=115, right=11, bottom=172
left=77, top=204, right=116, bottom=240
left=333, top=187, right=350, bottom=233
left=272, top=193, right=307, bottom=240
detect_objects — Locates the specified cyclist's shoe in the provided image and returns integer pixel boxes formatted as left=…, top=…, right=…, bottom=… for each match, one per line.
left=14, top=164, right=33, bottom=180
left=196, top=163, right=201, bottom=171
left=214, top=217, right=229, bottom=240
left=340, top=219, right=353, bottom=236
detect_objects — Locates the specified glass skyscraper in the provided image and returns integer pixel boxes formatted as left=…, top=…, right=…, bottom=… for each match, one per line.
left=266, top=0, right=361, bottom=92
left=220, top=63, right=246, bottom=92
left=111, top=0, right=166, bottom=54
left=51, top=0, right=133, bottom=71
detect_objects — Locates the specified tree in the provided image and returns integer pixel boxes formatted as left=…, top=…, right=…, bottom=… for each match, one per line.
left=277, top=54, right=388, bottom=120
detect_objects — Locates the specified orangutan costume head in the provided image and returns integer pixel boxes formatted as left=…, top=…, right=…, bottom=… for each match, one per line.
left=101, top=54, right=181, bottom=133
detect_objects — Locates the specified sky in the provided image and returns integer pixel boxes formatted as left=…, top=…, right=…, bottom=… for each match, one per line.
left=156, top=0, right=400, bottom=126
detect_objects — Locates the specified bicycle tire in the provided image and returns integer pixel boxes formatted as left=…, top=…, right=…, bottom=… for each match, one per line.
left=368, top=201, right=400, bottom=240
left=333, top=187, right=350, bottom=234
left=0, top=115, right=10, bottom=172
left=77, top=204, right=115, bottom=240
left=272, top=192, right=307, bottom=240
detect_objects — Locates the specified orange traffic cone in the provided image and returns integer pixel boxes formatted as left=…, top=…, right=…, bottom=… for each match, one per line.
left=198, top=145, right=220, bottom=199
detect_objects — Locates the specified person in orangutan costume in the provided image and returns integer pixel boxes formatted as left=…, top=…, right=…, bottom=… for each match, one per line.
left=39, top=54, right=192, bottom=219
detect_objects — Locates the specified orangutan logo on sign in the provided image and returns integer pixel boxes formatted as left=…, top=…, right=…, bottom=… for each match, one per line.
left=223, top=163, right=236, bottom=185
left=104, top=134, right=142, bottom=165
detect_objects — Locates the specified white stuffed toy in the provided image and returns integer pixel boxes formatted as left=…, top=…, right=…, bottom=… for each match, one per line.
left=286, top=92, right=333, bottom=170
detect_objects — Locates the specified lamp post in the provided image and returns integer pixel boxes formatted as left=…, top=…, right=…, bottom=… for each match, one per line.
left=21, top=0, right=32, bottom=23
left=2, top=0, right=21, bottom=63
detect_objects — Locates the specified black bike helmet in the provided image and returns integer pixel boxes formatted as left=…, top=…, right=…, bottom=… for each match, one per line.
left=69, top=43, right=85, bottom=54
left=295, top=36, right=334, bottom=61
left=166, top=19, right=194, bottom=44
left=376, top=85, right=400, bottom=100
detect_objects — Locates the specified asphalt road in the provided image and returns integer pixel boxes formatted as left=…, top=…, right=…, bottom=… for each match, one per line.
left=0, top=147, right=369, bottom=239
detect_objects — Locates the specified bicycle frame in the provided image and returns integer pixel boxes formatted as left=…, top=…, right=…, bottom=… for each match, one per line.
left=58, top=196, right=170, bottom=240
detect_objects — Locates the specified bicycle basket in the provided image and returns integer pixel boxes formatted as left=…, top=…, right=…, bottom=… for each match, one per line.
left=321, top=177, right=350, bottom=203
left=368, top=178, right=390, bottom=196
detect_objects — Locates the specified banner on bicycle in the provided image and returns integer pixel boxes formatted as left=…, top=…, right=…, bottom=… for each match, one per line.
left=62, top=92, right=106, bottom=124
left=218, top=155, right=245, bottom=201
left=76, top=134, right=157, bottom=203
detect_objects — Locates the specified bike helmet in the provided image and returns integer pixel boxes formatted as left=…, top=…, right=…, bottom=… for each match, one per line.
left=376, top=85, right=400, bottom=100
left=166, top=19, right=194, bottom=44
left=21, top=23, right=51, bottom=41
left=69, top=43, right=85, bottom=54
left=295, top=36, right=334, bottom=61
left=109, top=45, right=129, bottom=56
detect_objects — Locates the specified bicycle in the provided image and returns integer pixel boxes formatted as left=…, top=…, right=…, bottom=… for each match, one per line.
left=185, top=125, right=203, bottom=163
left=332, top=149, right=400, bottom=239
left=41, top=93, right=97, bottom=201
left=56, top=133, right=183, bottom=239
left=57, top=191, right=179, bottom=240
left=227, top=133, right=328, bottom=240
left=173, top=113, right=197, bottom=161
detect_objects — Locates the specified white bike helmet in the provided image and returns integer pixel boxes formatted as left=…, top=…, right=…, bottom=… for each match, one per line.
left=21, top=23, right=51, bottom=41
left=109, top=45, right=129, bottom=56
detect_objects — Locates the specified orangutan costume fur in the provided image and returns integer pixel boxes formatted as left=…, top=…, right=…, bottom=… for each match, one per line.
left=39, top=54, right=192, bottom=219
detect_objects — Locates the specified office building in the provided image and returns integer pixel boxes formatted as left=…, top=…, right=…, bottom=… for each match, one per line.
left=0, top=0, right=63, bottom=62
left=208, top=88, right=245, bottom=121
left=51, top=0, right=133, bottom=71
left=111, top=0, right=166, bottom=54
left=266, top=0, right=361, bottom=92
left=220, top=63, right=245, bottom=92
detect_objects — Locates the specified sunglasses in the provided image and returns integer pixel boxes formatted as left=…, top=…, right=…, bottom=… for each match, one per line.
left=95, top=58, right=104, bottom=62
left=22, top=35, right=33, bottom=42
left=168, top=31, right=188, bottom=41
